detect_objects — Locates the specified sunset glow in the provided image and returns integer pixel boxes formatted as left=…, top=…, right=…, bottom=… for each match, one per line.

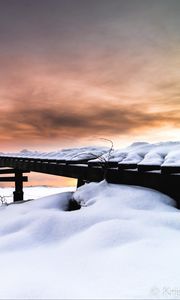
left=0, top=0, right=180, bottom=185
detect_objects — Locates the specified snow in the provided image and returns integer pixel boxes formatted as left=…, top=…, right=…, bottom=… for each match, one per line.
left=2, top=141, right=180, bottom=166
left=138, top=142, right=180, bottom=166
left=0, top=186, right=75, bottom=204
left=2, top=146, right=108, bottom=161
left=90, top=142, right=180, bottom=166
left=0, top=181, right=179, bottom=299
left=162, top=148, right=180, bottom=167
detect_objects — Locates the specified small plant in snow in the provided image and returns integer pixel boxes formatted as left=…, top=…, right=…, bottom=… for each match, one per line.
left=94, top=138, right=114, bottom=179
left=0, top=195, right=8, bottom=206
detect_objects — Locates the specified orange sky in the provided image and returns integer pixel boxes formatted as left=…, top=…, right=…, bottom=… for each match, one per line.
left=0, top=0, right=180, bottom=186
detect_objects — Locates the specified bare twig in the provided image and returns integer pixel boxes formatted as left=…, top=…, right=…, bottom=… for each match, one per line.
left=69, top=139, right=114, bottom=180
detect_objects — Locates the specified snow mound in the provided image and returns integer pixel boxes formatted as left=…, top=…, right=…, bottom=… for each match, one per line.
left=0, top=182, right=179, bottom=299
left=139, top=142, right=180, bottom=166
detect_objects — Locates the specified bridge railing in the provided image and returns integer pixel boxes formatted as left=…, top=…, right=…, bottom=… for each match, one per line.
left=0, top=155, right=179, bottom=206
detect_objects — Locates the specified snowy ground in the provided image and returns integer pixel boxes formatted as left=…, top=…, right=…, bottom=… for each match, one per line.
left=0, top=186, right=75, bottom=204
left=0, top=181, right=180, bottom=299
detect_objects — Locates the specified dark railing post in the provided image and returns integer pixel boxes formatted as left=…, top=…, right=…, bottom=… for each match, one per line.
left=13, top=170, right=24, bottom=202
left=77, top=178, right=85, bottom=188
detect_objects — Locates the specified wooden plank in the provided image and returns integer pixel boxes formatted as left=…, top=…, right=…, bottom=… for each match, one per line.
left=161, top=166, right=180, bottom=174
left=0, top=168, right=16, bottom=174
left=48, top=159, right=66, bottom=163
left=138, top=164, right=161, bottom=172
left=105, top=161, right=119, bottom=168
left=0, top=176, right=28, bottom=182
left=66, top=159, right=89, bottom=165
left=88, top=161, right=104, bottom=167
left=118, top=163, right=137, bottom=170
left=88, top=161, right=118, bottom=168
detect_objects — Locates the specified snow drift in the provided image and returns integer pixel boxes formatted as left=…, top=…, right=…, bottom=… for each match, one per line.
left=0, top=181, right=179, bottom=299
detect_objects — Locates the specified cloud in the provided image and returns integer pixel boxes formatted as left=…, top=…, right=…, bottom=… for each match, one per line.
left=0, top=0, right=180, bottom=151
left=0, top=95, right=179, bottom=145
left=0, top=51, right=179, bottom=150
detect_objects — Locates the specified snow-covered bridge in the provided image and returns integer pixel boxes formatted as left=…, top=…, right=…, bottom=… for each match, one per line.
left=0, top=142, right=180, bottom=206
